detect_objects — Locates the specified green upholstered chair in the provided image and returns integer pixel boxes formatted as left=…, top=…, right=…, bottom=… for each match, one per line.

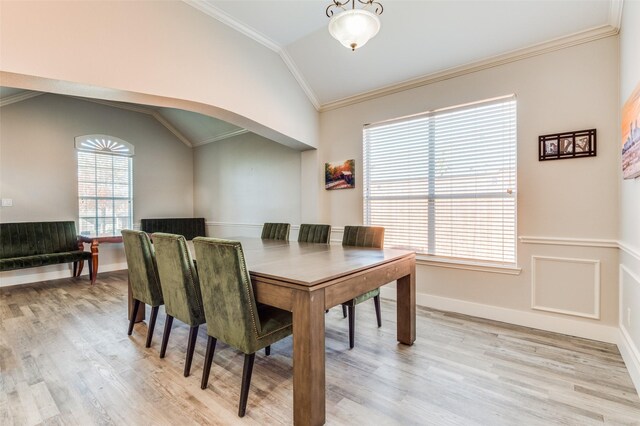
left=297, top=223, right=331, bottom=244
left=121, top=230, right=164, bottom=348
left=341, top=225, right=385, bottom=349
left=153, top=233, right=206, bottom=377
left=193, top=237, right=293, bottom=418
left=260, top=223, right=290, bottom=241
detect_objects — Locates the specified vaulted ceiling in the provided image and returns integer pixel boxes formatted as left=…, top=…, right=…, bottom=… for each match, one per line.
left=1, top=1, right=623, bottom=146
left=188, top=0, right=622, bottom=109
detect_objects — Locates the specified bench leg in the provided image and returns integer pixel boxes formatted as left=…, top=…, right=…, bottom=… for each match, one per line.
left=76, top=260, right=85, bottom=277
left=88, top=258, right=94, bottom=284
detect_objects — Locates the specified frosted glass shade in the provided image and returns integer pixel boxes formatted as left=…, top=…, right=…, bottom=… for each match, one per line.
left=328, top=9, right=381, bottom=51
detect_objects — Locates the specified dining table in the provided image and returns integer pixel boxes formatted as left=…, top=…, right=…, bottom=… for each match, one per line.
left=127, top=237, right=416, bottom=426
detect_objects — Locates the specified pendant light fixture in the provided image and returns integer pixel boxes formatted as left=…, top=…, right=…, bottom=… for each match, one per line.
left=326, top=0, right=384, bottom=51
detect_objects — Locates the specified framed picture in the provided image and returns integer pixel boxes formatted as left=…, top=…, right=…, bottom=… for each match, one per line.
left=539, top=129, right=596, bottom=161
left=325, top=159, right=355, bottom=190
left=622, top=81, right=640, bottom=179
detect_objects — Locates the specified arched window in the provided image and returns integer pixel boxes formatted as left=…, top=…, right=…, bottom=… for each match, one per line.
left=75, top=134, right=134, bottom=237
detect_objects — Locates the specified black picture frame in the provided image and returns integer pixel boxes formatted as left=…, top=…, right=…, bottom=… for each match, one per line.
left=539, top=129, right=596, bottom=161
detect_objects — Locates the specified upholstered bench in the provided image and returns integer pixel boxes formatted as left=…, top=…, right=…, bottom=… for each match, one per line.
left=140, top=218, right=206, bottom=240
left=0, top=221, right=93, bottom=280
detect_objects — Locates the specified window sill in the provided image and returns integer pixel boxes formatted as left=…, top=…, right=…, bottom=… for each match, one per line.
left=415, top=255, right=522, bottom=275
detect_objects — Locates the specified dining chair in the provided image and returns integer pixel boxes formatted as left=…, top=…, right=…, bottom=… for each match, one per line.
left=261, top=223, right=290, bottom=241
left=341, top=225, right=385, bottom=349
left=193, top=237, right=293, bottom=417
left=121, top=229, right=164, bottom=348
left=297, top=223, right=331, bottom=244
left=153, top=232, right=206, bottom=377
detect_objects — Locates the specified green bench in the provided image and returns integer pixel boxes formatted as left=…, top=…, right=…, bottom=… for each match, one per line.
left=0, top=221, right=93, bottom=281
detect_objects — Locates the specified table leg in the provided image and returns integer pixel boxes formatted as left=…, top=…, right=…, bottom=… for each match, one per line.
left=90, top=240, right=99, bottom=285
left=127, top=276, right=145, bottom=323
left=292, top=289, right=325, bottom=426
left=396, top=262, right=416, bottom=345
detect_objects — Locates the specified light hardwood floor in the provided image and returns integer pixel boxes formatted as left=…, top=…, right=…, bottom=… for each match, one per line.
left=1, top=270, right=639, bottom=425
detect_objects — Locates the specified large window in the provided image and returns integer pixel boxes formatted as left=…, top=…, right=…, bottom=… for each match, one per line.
left=363, top=96, right=516, bottom=264
left=76, top=135, right=133, bottom=237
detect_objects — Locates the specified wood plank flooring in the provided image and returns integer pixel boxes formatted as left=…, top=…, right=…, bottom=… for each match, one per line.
left=1, top=270, right=639, bottom=425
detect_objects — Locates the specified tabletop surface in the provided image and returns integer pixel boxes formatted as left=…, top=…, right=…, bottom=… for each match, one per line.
left=187, top=237, right=414, bottom=287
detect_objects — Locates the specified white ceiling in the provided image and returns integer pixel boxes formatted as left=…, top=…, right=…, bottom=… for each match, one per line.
left=191, top=0, right=619, bottom=108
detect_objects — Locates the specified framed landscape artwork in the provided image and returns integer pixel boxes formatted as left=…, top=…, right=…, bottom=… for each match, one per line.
left=325, top=159, right=355, bottom=190
left=622, top=81, right=640, bottom=179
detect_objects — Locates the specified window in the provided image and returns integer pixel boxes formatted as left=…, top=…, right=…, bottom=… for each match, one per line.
left=75, top=135, right=134, bottom=237
left=363, top=95, right=516, bottom=264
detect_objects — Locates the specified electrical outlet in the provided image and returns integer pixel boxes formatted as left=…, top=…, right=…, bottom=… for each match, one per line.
left=627, top=308, right=632, bottom=327
left=1, top=198, right=12, bottom=207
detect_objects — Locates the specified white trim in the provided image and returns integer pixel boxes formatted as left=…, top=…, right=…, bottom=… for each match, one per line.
left=0, top=262, right=127, bottom=288
left=184, top=0, right=280, bottom=52
left=320, top=25, right=618, bottom=111
left=0, top=90, right=44, bottom=107
left=531, top=256, right=601, bottom=319
left=619, top=326, right=640, bottom=396
left=519, top=235, right=619, bottom=248
left=416, top=256, right=521, bottom=275
left=379, top=287, right=618, bottom=343
left=70, top=96, right=194, bottom=148
left=183, top=0, right=321, bottom=111
left=193, top=129, right=250, bottom=146
left=620, top=241, right=640, bottom=262
left=608, top=0, right=624, bottom=29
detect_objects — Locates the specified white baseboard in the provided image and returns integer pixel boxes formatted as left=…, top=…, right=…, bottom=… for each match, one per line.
left=379, top=287, right=619, bottom=344
left=618, top=325, right=640, bottom=396
left=0, top=262, right=127, bottom=288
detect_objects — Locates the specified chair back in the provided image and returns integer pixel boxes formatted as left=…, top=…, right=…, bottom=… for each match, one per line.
left=140, top=218, right=206, bottom=241
left=153, top=233, right=205, bottom=326
left=342, top=226, right=385, bottom=248
left=261, top=223, right=290, bottom=241
left=121, top=230, right=164, bottom=306
left=298, top=224, right=331, bottom=244
left=193, top=237, right=262, bottom=353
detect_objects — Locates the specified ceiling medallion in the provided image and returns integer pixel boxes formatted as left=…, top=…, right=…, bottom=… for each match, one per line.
left=326, top=0, right=383, bottom=51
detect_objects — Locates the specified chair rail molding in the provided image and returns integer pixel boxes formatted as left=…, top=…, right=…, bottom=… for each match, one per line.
left=519, top=236, right=619, bottom=248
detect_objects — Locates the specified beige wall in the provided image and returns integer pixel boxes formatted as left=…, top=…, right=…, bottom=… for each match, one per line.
left=618, top=0, right=640, bottom=391
left=193, top=132, right=301, bottom=237
left=0, top=94, right=194, bottom=286
left=307, top=36, right=620, bottom=339
left=0, top=0, right=318, bottom=150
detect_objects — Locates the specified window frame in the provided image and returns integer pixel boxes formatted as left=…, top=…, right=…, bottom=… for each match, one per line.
left=362, top=95, right=518, bottom=268
left=75, top=134, right=134, bottom=237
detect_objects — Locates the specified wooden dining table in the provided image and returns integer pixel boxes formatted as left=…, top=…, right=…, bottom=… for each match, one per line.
left=128, top=237, right=416, bottom=426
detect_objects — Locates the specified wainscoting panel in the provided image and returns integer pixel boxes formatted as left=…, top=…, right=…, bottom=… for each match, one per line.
left=531, top=255, right=600, bottom=319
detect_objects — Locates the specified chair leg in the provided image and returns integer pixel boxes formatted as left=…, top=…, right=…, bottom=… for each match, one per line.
left=201, top=336, right=217, bottom=389
left=146, top=306, right=159, bottom=348
left=238, top=353, right=256, bottom=417
left=160, top=315, right=174, bottom=358
left=374, top=295, right=382, bottom=328
left=72, top=261, right=78, bottom=277
left=342, top=304, right=347, bottom=318
left=265, top=345, right=271, bottom=356
left=87, top=258, right=94, bottom=283
left=128, top=300, right=140, bottom=336
left=77, top=260, right=84, bottom=277
left=184, top=325, right=199, bottom=377
left=348, top=305, right=355, bottom=349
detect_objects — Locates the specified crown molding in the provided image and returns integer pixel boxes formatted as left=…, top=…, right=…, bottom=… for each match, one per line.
left=0, top=90, right=44, bottom=107
left=279, top=49, right=321, bottom=110
left=609, top=0, right=624, bottom=29
left=320, top=24, right=620, bottom=111
left=183, top=0, right=321, bottom=111
left=193, top=129, right=249, bottom=146
left=184, top=0, right=280, bottom=52
left=70, top=96, right=193, bottom=147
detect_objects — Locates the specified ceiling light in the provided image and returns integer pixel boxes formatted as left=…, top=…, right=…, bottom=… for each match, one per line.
left=326, top=0, right=383, bottom=51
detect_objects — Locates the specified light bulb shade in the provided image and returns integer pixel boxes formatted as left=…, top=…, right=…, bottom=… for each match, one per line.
left=328, top=9, right=381, bottom=51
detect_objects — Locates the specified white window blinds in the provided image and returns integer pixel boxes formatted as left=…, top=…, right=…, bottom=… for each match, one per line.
left=76, top=135, right=133, bottom=237
left=363, top=96, right=517, bottom=264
